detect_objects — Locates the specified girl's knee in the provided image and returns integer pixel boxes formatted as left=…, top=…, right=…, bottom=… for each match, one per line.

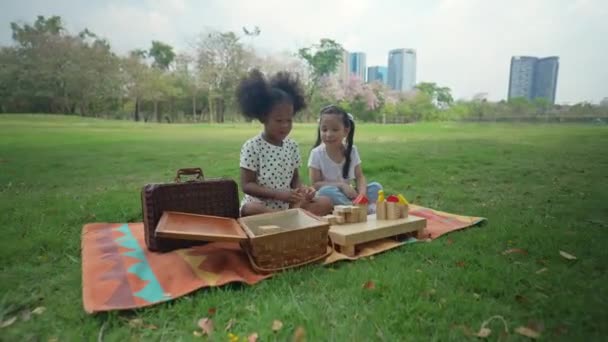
left=368, top=182, right=383, bottom=190
left=366, top=182, right=383, bottom=202
left=303, top=196, right=333, bottom=216
left=317, top=185, right=341, bottom=197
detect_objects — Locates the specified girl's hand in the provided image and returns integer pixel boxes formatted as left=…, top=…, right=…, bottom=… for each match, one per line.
left=340, top=184, right=358, bottom=200
left=276, top=190, right=305, bottom=204
left=297, top=186, right=316, bottom=201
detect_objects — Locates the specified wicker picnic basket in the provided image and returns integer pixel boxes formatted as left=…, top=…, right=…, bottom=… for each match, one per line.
left=237, top=209, right=332, bottom=273
left=141, top=168, right=239, bottom=252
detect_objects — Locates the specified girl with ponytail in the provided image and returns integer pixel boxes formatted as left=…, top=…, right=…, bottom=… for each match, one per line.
left=308, top=105, right=383, bottom=211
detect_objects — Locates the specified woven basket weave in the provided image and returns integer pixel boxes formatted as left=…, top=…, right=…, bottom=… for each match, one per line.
left=141, top=168, right=239, bottom=252
left=238, top=209, right=332, bottom=273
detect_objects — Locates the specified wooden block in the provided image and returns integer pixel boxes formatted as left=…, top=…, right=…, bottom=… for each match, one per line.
left=387, top=202, right=399, bottom=220
left=356, top=205, right=368, bottom=222
left=335, top=205, right=354, bottom=213
left=336, top=216, right=345, bottom=224
left=322, top=215, right=339, bottom=225
left=400, top=204, right=409, bottom=218
left=376, top=201, right=387, bottom=220
left=343, top=212, right=352, bottom=223
left=258, top=225, right=283, bottom=235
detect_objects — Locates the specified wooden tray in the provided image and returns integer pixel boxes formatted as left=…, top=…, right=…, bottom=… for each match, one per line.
left=155, top=211, right=247, bottom=242
left=329, top=214, right=426, bottom=256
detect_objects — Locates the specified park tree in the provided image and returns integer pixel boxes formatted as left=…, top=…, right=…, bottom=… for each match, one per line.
left=122, top=50, right=150, bottom=121
left=298, top=39, right=344, bottom=96
left=4, top=16, right=122, bottom=115
left=148, top=40, right=175, bottom=70
left=415, top=82, right=454, bottom=109
left=196, top=30, right=251, bottom=122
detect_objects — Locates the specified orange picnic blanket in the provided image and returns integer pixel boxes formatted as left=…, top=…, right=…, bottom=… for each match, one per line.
left=82, top=205, right=485, bottom=313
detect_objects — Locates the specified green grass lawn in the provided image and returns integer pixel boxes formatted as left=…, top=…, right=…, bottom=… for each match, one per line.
left=1, top=114, right=607, bottom=341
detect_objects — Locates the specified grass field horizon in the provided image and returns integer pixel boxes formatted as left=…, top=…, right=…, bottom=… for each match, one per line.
left=1, top=114, right=607, bottom=341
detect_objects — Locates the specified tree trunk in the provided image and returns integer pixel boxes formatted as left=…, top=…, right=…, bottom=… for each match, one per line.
left=208, top=94, right=214, bottom=123
left=192, top=94, right=197, bottom=121
left=154, top=100, right=159, bottom=122
left=134, top=97, right=140, bottom=122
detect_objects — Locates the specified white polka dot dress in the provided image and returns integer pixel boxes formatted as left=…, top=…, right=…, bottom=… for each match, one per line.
left=240, top=134, right=301, bottom=210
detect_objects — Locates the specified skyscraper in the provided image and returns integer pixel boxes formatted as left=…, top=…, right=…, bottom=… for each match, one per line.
left=533, top=57, right=559, bottom=104
left=508, top=56, right=559, bottom=104
left=349, top=52, right=367, bottom=82
left=367, top=66, right=388, bottom=84
left=387, top=48, right=416, bottom=91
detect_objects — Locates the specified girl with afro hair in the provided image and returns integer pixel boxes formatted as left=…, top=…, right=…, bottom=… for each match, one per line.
left=236, top=69, right=333, bottom=217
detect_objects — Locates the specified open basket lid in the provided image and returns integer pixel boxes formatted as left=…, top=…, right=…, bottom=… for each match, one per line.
left=155, top=211, right=248, bottom=242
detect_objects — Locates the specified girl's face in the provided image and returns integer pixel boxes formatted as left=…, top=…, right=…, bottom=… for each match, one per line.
left=319, top=113, right=349, bottom=147
left=263, top=102, right=294, bottom=144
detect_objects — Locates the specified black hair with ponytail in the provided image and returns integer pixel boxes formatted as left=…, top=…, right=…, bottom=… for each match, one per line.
left=313, top=105, right=355, bottom=179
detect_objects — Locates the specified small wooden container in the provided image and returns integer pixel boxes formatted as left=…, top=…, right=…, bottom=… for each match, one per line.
left=376, top=201, right=387, bottom=220
left=386, top=202, right=400, bottom=220
left=400, top=204, right=409, bottom=218
left=357, top=204, right=368, bottom=222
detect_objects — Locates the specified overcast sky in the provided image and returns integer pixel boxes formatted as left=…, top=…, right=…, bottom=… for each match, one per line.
left=2, top=0, right=607, bottom=104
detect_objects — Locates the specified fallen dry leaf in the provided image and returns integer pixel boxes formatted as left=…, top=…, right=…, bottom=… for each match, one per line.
left=0, top=316, right=17, bottom=329
left=363, top=280, right=376, bottom=289
left=272, top=320, right=283, bottom=332
left=224, top=318, right=236, bottom=331
left=47, top=338, right=59, bottom=342
left=536, top=267, right=548, bottom=274
left=248, top=332, right=259, bottom=342
left=198, top=317, right=213, bottom=336
left=245, top=304, right=258, bottom=314
left=456, top=261, right=466, bottom=267
left=447, top=238, right=454, bottom=245
left=476, top=315, right=509, bottom=339
left=293, top=326, right=306, bottom=342
left=515, top=326, right=541, bottom=339
left=192, top=330, right=202, bottom=337
left=207, top=307, right=217, bottom=316
left=32, top=307, right=46, bottom=315
left=476, top=327, right=492, bottom=338
left=502, top=248, right=528, bottom=255
left=559, top=250, right=577, bottom=260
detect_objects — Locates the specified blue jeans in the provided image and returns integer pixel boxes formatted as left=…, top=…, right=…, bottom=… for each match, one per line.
left=316, top=182, right=383, bottom=206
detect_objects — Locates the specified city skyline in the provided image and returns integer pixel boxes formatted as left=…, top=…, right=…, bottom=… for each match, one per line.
left=1, top=0, right=606, bottom=104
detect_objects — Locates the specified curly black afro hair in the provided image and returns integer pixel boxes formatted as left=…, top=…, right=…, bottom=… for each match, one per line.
left=236, top=68, right=306, bottom=122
